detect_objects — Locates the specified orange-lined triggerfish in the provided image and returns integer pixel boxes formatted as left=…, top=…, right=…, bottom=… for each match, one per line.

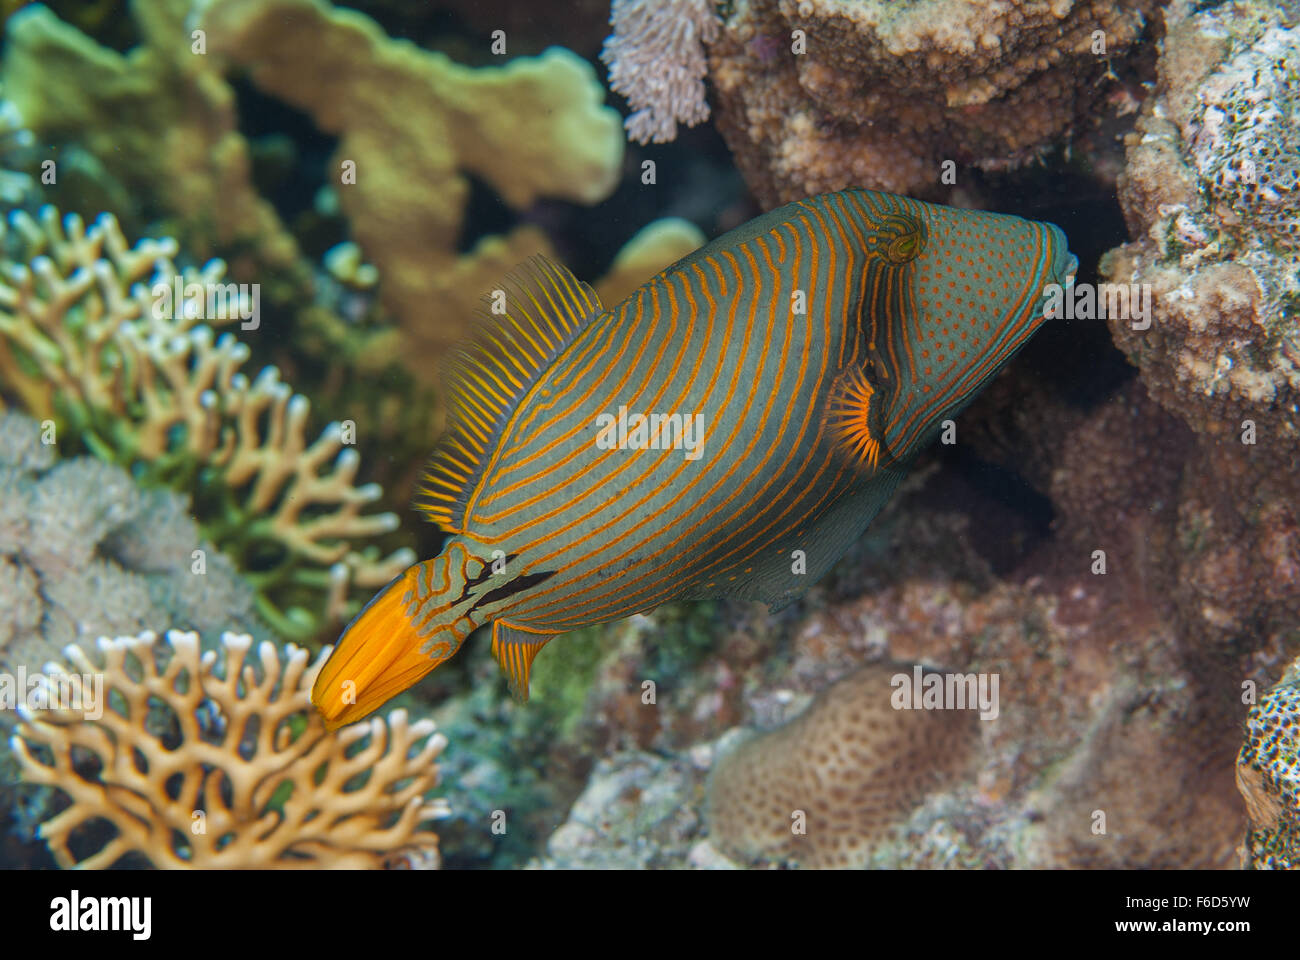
left=312, top=189, right=1077, bottom=729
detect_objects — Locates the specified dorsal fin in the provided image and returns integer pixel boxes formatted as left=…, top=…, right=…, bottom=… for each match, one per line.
left=416, top=255, right=603, bottom=530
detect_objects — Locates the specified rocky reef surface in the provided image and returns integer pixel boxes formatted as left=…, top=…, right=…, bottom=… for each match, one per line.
left=0, top=0, right=1296, bottom=870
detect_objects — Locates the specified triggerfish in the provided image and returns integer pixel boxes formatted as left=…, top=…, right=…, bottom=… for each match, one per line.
left=312, top=189, right=1076, bottom=729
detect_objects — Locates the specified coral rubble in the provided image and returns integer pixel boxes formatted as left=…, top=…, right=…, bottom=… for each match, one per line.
left=11, top=630, right=449, bottom=868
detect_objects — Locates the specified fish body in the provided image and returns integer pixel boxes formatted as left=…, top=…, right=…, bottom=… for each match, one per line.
left=313, top=189, right=1076, bottom=728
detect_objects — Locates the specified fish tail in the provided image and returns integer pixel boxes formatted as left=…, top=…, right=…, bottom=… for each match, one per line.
left=311, top=548, right=478, bottom=730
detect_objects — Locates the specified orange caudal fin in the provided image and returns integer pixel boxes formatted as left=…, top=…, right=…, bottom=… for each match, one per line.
left=311, top=560, right=469, bottom=730
left=490, top=620, right=558, bottom=703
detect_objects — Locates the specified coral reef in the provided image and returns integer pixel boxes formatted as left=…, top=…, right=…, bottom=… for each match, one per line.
left=602, top=0, right=722, bottom=144
left=1101, top=3, right=1300, bottom=449
left=1099, top=0, right=1300, bottom=657
left=0, top=207, right=414, bottom=637
left=2, top=0, right=302, bottom=285
left=706, top=664, right=978, bottom=868
left=531, top=750, right=715, bottom=869
left=706, top=0, right=1156, bottom=205
left=0, top=411, right=261, bottom=672
left=10, top=629, right=449, bottom=868
left=199, top=0, right=625, bottom=365
left=1237, top=654, right=1300, bottom=869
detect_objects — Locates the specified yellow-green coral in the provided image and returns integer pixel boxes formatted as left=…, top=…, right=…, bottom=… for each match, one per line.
left=200, top=0, right=626, bottom=370
left=2, top=0, right=301, bottom=279
left=0, top=206, right=412, bottom=638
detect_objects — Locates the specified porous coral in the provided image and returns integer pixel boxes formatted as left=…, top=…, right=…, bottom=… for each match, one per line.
left=1237, top=654, right=1300, bottom=869
left=0, top=411, right=261, bottom=672
left=706, top=663, right=978, bottom=868
left=602, top=0, right=722, bottom=144
left=10, top=629, right=449, bottom=868
left=706, top=0, right=1156, bottom=205
left=0, top=207, right=413, bottom=637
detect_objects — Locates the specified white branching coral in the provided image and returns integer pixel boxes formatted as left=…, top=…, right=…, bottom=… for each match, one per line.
left=11, top=629, right=449, bottom=869
left=601, top=0, right=722, bottom=144
left=0, top=207, right=414, bottom=636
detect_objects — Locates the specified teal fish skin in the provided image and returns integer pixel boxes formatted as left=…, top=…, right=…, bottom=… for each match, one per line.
left=313, top=189, right=1076, bottom=725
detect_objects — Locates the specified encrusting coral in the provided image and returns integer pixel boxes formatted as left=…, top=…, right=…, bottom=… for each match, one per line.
left=1237, top=654, right=1300, bottom=869
left=11, top=629, right=449, bottom=869
left=0, top=206, right=414, bottom=637
left=0, top=411, right=262, bottom=672
left=706, top=0, right=1156, bottom=204
left=706, top=663, right=978, bottom=868
left=1102, top=3, right=1300, bottom=448
left=1098, top=0, right=1300, bottom=658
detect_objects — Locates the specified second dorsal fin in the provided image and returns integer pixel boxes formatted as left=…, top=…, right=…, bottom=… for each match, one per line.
left=416, top=255, right=603, bottom=530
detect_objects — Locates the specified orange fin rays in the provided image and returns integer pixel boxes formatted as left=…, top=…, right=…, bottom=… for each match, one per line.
left=490, top=620, right=558, bottom=703
left=826, top=363, right=888, bottom=474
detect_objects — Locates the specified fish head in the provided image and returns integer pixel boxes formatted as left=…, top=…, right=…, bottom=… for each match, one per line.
left=868, top=205, right=1076, bottom=463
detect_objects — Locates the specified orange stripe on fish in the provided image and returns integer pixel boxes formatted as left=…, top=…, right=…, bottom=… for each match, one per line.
left=311, top=189, right=1077, bottom=727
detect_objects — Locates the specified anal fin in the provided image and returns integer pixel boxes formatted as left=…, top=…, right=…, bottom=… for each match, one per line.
left=490, top=619, right=559, bottom=702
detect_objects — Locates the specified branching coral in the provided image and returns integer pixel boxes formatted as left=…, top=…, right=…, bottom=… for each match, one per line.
left=0, top=411, right=263, bottom=671
left=706, top=663, right=977, bottom=868
left=11, top=629, right=449, bottom=869
left=601, top=0, right=722, bottom=144
left=707, top=0, right=1155, bottom=204
left=0, top=207, right=414, bottom=637
left=1238, top=655, right=1300, bottom=869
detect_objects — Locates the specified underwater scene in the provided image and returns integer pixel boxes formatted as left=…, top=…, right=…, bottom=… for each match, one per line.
left=0, top=0, right=1296, bottom=877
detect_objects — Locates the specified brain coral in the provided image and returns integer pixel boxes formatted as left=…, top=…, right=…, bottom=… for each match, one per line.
left=706, top=663, right=977, bottom=868
left=706, top=0, right=1155, bottom=204
left=1238, top=655, right=1300, bottom=869
left=0, top=412, right=263, bottom=674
